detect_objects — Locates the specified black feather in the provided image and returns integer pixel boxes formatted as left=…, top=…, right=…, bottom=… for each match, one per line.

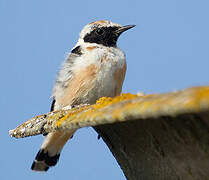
left=50, top=98, right=56, bottom=112
left=71, top=46, right=82, bottom=55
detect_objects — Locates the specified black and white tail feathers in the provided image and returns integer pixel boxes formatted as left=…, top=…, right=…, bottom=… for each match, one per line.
left=31, top=99, right=75, bottom=172
left=31, top=149, right=60, bottom=171
left=31, top=130, right=74, bottom=171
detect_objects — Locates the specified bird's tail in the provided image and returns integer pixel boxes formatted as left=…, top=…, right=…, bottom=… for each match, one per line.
left=31, top=130, right=75, bottom=172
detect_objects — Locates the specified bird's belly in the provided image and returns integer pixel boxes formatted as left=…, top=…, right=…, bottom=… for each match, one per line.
left=85, top=76, right=117, bottom=104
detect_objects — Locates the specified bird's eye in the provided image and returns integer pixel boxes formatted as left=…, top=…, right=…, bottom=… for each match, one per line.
left=96, top=29, right=104, bottom=35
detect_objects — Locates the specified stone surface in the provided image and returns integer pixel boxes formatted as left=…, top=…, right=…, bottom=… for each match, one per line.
left=10, top=86, right=209, bottom=180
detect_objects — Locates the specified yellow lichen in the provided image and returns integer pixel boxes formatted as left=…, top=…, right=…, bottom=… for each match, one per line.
left=184, top=87, right=209, bottom=109
left=56, top=113, right=70, bottom=127
left=56, top=106, right=90, bottom=127
left=195, top=87, right=209, bottom=103
left=94, top=93, right=140, bottom=108
left=56, top=93, right=141, bottom=127
left=55, top=88, right=209, bottom=128
left=83, top=93, right=140, bottom=120
left=10, top=86, right=209, bottom=139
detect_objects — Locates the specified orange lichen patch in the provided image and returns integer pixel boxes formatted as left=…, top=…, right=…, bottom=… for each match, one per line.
left=93, top=93, right=140, bottom=109
left=81, top=86, right=209, bottom=122
left=56, top=93, right=141, bottom=128
left=56, top=105, right=90, bottom=127
left=9, top=86, right=209, bottom=139
left=56, top=112, right=71, bottom=127
left=78, top=93, right=145, bottom=122
left=196, top=86, right=209, bottom=101
left=184, top=86, right=209, bottom=109
left=133, top=86, right=209, bottom=115
left=86, top=46, right=97, bottom=51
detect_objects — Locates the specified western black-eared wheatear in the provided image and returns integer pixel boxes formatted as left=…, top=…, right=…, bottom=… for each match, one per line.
left=31, top=20, right=135, bottom=171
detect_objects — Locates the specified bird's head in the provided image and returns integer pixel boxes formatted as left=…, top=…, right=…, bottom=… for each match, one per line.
left=77, top=20, right=135, bottom=47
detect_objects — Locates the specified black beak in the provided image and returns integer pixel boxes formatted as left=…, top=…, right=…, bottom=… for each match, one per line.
left=116, top=25, right=136, bottom=34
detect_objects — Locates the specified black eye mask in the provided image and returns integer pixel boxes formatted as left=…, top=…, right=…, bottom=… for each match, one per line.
left=83, top=26, right=119, bottom=47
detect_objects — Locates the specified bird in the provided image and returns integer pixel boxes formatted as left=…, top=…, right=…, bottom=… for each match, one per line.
left=31, top=20, right=135, bottom=172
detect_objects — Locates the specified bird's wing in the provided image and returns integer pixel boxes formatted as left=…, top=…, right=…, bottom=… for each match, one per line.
left=31, top=47, right=82, bottom=172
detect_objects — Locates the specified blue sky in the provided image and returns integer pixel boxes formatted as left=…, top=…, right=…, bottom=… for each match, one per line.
left=1, top=0, right=209, bottom=179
